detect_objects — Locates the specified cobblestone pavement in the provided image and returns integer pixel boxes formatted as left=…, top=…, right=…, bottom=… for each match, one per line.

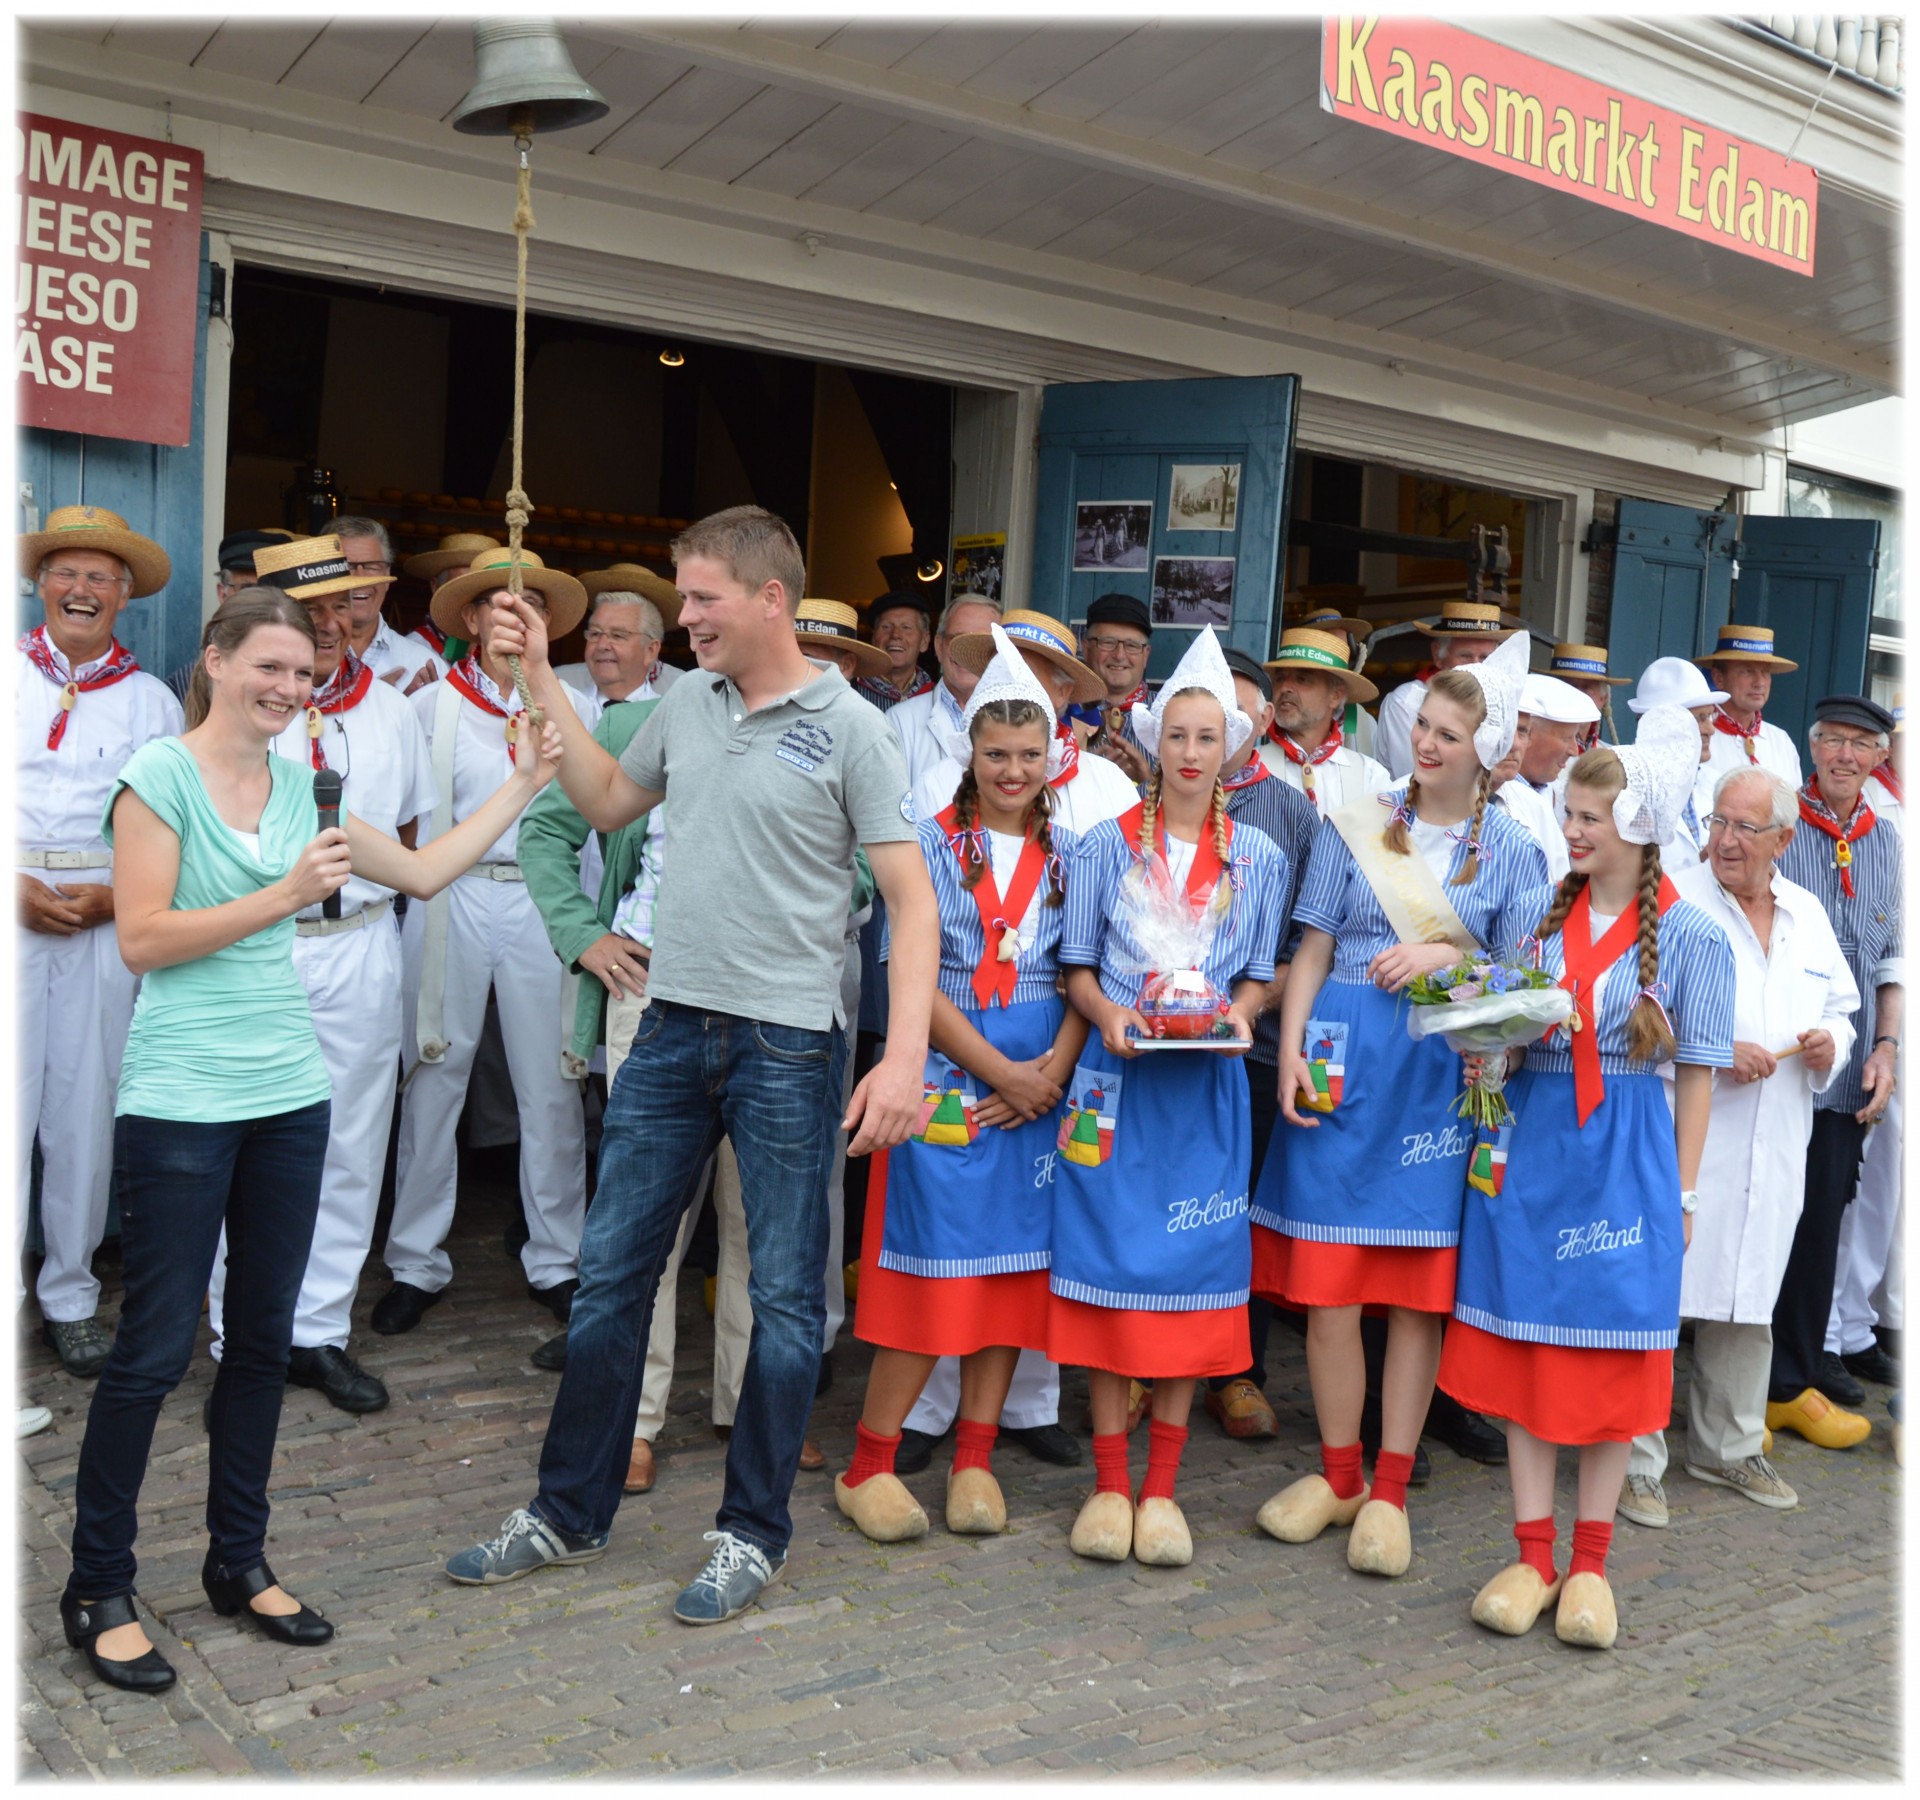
left=17, top=1172, right=1900, bottom=1780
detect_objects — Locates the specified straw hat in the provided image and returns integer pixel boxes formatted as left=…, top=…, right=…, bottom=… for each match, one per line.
left=950, top=609, right=1104, bottom=705
left=1410, top=599, right=1518, bottom=639
left=1295, top=605, right=1373, bottom=644
left=254, top=534, right=391, bottom=602
left=20, top=504, right=170, bottom=597
left=580, top=563, right=682, bottom=632
left=404, top=532, right=502, bottom=582
left=1133, top=626, right=1253, bottom=760
left=1263, top=628, right=1379, bottom=703
left=796, top=599, right=890, bottom=678
left=1695, top=623, right=1797, bottom=672
left=1547, top=640, right=1629, bottom=685
left=431, top=548, right=588, bottom=639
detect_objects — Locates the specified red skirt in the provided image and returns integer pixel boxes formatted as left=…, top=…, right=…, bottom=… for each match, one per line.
left=1252, top=1225, right=1457, bottom=1314
left=1045, top=1293, right=1249, bottom=1380
left=853, top=1147, right=1050, bottom=1357
left=1438, top=1318, right=1674, bottom=1445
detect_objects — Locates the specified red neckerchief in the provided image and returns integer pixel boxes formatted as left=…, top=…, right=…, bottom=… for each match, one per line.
left=937, top=804, right=1049, bottom=1009
left=1559, top=876, right=1678, bottom=1126
left=447, top=654, right=525, bottom=762
left=20, top=627, right=141, bottom=750
left=303, top=649, right=374, bottom=770
left=1221, top=757, right=1269, bottom=793
left=859, top=667, right=934, bottom=707
left=1271, top=718, right=1342, bottom=807
left=1118, top=801, right=1229, bottom=905
left=416, top=619, right=448, bottom=654
left=1798, top=780, right=1876, bottom=899
left=1870, top=761, right=1903, bottom=806
left=1050, top=719, right=1081, bottom=788
left=1578, top=721, right=1602, bottom=753
left=1713, top=707, right=1763, bottom=763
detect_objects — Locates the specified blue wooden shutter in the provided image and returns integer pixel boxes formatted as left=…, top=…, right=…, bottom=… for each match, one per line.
left=1606, top=500, right=1736, bottom=699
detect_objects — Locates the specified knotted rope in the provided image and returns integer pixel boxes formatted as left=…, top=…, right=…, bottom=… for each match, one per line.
left=502, top=131, right=543, bottom=731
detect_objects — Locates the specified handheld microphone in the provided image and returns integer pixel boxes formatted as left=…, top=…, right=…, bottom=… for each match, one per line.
left=312, top=767, right=345, bottom=921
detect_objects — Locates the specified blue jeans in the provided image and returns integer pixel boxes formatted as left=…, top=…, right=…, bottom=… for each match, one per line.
left=66, top=1102, right=330, bottom=1600
left=533, top=1002, right=845, bottom=1561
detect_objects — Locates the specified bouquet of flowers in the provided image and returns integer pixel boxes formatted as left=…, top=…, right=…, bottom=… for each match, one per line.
left=1116, top=851, right=1237, bottom=1041
left=1403, top=954, right=1572, bottom=1130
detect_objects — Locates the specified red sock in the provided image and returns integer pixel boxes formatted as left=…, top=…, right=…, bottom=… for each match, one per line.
left=1569, top=1519, right=1613, bottom=1579
left=1138, top=1419, right=1188, bottom=1502
left=1092, top=1431, right=1131, bottom=1496
left=952, top=1419, right=997, bottom=1474
left=1370, top=1449, right=1416, bottom=1512
left=1515, top=1516, right=1558, bottom=1584
left=1321, top=1441, right=1365, bottom=1501
left=844, top=1422, right=899, bottom=1488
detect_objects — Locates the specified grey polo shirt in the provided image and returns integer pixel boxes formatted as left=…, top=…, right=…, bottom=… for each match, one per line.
left=618, top=658, right=916, bottom=1031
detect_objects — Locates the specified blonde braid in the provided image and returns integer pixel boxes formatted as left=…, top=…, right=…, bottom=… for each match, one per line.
left=1626, top=845, right=1675, bottom=1064
left=1210, top=778, right=1231, bottom=866
left=1031, top=782, right=1065, bottom=908
left=1449, top=770, right=1493, bottom=887
left=1137, top=763, right=1164, bottom=861
left=951, top=765, right=987, bottom=892
left=1385, top=774, right=1419, bottom=856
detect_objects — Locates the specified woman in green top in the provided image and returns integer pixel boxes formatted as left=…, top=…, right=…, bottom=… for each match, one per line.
left=61, top=588, right=562, bottom=1695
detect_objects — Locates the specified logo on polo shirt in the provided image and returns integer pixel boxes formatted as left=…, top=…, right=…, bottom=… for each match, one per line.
left=775, top=720, right=835, bottom=773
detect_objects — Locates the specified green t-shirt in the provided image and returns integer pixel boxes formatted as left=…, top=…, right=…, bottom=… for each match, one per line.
left=104, top=738, right=330, bottom=1123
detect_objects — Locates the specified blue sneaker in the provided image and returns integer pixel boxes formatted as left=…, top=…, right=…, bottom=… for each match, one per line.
left=672, top=1529, right=785, bottom=1625
left=445, top=1507, right=608, bottom=1585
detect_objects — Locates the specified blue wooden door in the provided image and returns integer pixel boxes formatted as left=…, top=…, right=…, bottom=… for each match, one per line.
left=15, top=235, right=210, bottom=684
left=1029, top=375, right=1299, bottom=681
left=1732, top=515, right=1880, bottom=749
left=1606, top=500, right=1735, bottom=696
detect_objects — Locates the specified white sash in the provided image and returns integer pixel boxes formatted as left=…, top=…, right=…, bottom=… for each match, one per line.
left=410, top=677, right=464, bottom=1070
left=1328, top=797, right=1480, bottom=954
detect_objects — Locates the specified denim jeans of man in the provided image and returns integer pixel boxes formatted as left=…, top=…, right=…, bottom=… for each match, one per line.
left=67, top=1102, right=330, bottom=1601
left=533, top=1002, right=845, bottom=1561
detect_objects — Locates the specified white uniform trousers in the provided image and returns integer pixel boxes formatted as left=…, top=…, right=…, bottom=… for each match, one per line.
left=1828, top=1093, right=1904, bottom=1352
left=1628, top=1320, right=1773, bottom=1479
left=387, top=876, right=585, bottom=1294
left=16, top=888, right=134, bottom=1320
left=210, top=914, right=404, bottom=1354
left=906, top=1348, right=1059, bottom=1435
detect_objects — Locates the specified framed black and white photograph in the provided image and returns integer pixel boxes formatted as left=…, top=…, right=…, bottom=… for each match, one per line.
left=1168, top=463, right=1240, bottom=532
left=1151, top=556, right=1235, bottom=628
left=1072, top=500, right=1152, bottom=572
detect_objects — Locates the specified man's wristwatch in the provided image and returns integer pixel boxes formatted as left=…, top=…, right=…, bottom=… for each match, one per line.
left=1872, top=1035, right=1899, bottom=1050
left=1679, top=1189, right=1700, bottom=1215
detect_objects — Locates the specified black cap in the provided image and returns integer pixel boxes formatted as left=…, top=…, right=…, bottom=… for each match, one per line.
left=1221, top=646, right=1273, bottom=701
left=868, top=588, right=937, bottom=626
left=1813, top=694, right=1897, bottom=737
left=1085, top=592, right=1152, bottom=636
left=218, top=527, right=293, bottom=573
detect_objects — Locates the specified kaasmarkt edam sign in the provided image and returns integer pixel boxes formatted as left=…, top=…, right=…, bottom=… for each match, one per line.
left=1321, top=19, right=1817, bottom=276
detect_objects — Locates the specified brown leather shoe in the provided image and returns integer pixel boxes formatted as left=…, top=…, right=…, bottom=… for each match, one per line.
left=798, top=1437, right=826, bottom=1471
left=1203, top=1377, right=1279, bottom=1440
left=623, top=1438, right=655, bottom=1494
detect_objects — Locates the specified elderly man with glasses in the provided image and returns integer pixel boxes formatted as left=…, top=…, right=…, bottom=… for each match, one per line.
left=1072, top=592, right=1155, bottom=782
left=1616, top=766, right=1859, bottom=1529
left=324, top=515, right=440, bottom=696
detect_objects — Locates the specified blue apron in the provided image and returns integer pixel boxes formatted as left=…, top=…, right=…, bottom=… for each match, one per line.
left=1251, top=977, right=1471, bottom=1247
left=1050, top=1039, right=1251, bottom=1311
left=878, top=996, right=1061, bottom=1278
left=1452, top=1066, right=1683, bottom=1349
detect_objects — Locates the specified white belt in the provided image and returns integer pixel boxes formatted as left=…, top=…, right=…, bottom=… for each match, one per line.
left=21, top=849, right=112, bottom=869
left=295, top=897, right=393, bottom=938
left=460, top=862, right=525, bottom=882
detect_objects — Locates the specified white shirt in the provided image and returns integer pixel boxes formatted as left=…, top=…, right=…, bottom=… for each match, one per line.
left=1669, top=861, right=1861, bottom=1323
left=16, top=642, right=183, bottom=866
left=1864, top=771, right=1903, bottom=836
left=411, top=663, right=594, bottom=863
left=611, top=804, right=669, bottom=948
left=890, top=680, right=969, bottom=797
left=558, top=661, right=680, bottom=725
left=360, top=616, right=440, bottom=689
left=1495, top=778, right=1569, bottom=881
left=910, top=748, right=1137, bottom=837
left=1657, top=785, right=1710, bottom=878
left=1257, top=735, right=1392, bottom=814
left=1373, top=679, right=1425, bottom=782
left=268, top=676, right=436, bottom=918
left=1693, top=717, right=1802, bottom=822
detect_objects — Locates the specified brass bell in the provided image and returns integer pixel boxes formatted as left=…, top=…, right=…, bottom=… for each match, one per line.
left=451, top=19, right=610, bottom=137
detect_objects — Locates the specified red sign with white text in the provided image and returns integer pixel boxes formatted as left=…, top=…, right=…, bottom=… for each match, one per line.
left=15, top=113, right=205, bottom=444
left=1321, top=20, right=1817, bottom=275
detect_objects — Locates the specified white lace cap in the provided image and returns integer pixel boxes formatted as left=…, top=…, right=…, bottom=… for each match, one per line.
left=1129, top=626, right=1252, bottom=761
left=1453, top=629, right=1531, bottom=770
left=1609, top=703, right=1701, bottom=846
left=946, top=622, right=1064, bottom=776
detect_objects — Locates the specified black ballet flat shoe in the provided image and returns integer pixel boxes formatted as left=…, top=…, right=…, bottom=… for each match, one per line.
left=59, top=1589, right=177, bottom=1693
left=201, top=1554, right=335, bottom=1647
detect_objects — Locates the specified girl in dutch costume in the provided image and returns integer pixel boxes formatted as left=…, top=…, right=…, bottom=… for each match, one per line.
left=839, top=626, right=1088, bottom=1543
left=1054, top=628, right=1290, bottom=1567
left=1439, top=707, right=1734, bottom=1648
left=1255, top=630, right=1546, bottom=1580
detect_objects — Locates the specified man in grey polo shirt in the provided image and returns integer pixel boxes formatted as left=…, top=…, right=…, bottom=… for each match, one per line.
left=447, top=506, right=937, bottom=1624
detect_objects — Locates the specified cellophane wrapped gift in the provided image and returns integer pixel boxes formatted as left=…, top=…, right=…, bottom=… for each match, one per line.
left=1118, top=850, right=1236, bottom=1040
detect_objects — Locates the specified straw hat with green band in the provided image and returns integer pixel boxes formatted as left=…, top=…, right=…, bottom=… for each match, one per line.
left=796, top=598, right=891, bottom=679
left=1262, top=628, right=1379, bottom=703
left=580, top=563, right=682, bottom=633
left=1694, top=623, right=1798, bottom=672
left=430, top=547, right=588, bottom=639
left=254, top=534, right=391, bottom=602
left=948, top=608, right=1105, bottom=705
left=403, top=531, right=502, bottom=583
left=20, top=504, right=170, bottom=598
left=1547, top=641, right=1630, bottom=685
